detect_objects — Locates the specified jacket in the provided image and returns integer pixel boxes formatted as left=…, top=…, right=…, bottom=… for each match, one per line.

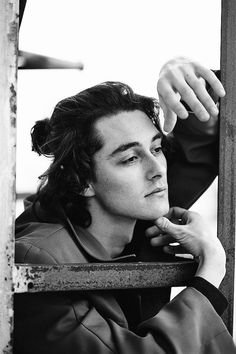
left=14, top=208, right=236, bottom=354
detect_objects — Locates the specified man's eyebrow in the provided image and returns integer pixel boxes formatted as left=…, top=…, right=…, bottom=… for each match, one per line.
left=108, top=132, right=162, bottom=158
left=151, top=132, right=162, bottom=142
left=108, top=142, right=140, bottom=158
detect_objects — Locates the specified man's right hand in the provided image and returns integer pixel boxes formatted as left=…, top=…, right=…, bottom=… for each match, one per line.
left=146, top=207, right=226, bottom=288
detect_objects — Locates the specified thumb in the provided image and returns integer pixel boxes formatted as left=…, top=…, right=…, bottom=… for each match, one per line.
left=155, top=217, right=181, bottom=239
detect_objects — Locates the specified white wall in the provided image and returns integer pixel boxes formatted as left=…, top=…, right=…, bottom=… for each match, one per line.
left=17, top=0, right=221, bottom=198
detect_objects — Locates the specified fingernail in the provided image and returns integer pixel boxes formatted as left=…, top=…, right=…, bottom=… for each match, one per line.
left=163, top=123, right=171, bottom=133
left=178, top=110, right=188, bottom=119
left=200, top=112, right=210, bottom=120
left=219, top=88, right=226, bottom=97
left=156, top=217, right=164, bottom=227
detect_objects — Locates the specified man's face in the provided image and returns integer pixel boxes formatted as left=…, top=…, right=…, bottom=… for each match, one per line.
left=89, top=110, right=169, bottom=222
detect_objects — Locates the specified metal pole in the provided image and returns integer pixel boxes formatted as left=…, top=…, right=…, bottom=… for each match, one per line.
left=218, top=0, right=236, bottom=335
left=0, top=0, right=18, bottom=352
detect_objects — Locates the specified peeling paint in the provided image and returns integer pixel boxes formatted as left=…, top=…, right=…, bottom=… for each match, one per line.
left=14, top=262, right=198, bottom=293
left=10, top=83, right=17, bottom=117
left=7, top=21, right=18, bottom=43
left=226, top=121, right=236, bottom=141
left=0, top=1, right=18, bottom=352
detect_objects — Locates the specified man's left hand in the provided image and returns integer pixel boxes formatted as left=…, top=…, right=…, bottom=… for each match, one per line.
left=157, top=57, right=225, bottom=133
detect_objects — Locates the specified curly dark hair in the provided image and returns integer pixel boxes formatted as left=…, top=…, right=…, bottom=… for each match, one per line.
left=31, top=81, right=164, bottom=227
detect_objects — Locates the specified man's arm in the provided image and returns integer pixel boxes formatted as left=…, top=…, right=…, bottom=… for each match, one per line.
left=157, top=58, right=222, bottom=208
left=166, top=112, right=219, bottom=208
left=14, top=278, right=235, bottom=354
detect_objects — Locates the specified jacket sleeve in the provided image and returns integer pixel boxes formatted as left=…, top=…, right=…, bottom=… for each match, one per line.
left=166, top=112, right=219, bottom=208
left=14, top=285, right=236, bottom=354
left=166, top=69, right=221, bottom=209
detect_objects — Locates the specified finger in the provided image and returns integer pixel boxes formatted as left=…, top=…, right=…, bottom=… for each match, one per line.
left=163, top=110, right=177, bottom=133
left=159, top=96, right=178, bottom=133
left=154, top=216, right=183, bottom=239
left=174, top=78, right=210, bottom=121
left=157, top=81, right=189, bottom=119
left=196, top=65, right=226, bottom=97
left=185, top=74, right=219, bottom=117
left=145, top=225, right=162, bottom=238
left=150, top=234, right=175, bottom=247
left=165, top=207, right=200, bottom=229
left=164, top=206, right=189, bottom=222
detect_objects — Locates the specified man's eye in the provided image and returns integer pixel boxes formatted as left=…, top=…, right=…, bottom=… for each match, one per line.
left=152, top=147, right=163, bottom=155
left=122, top=156, right=138, bottom=164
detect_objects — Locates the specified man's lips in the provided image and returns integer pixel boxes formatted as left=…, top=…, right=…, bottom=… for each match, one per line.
left=145, top=187, right=167, bottom=197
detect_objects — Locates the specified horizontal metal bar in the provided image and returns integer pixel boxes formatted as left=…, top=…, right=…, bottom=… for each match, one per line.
left=14, top=261, right=197, bottom=293
left=18, top=51, right=84, bottom=70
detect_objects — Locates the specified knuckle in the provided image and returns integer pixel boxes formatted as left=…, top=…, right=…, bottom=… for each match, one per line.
left=202, top=97, right=215, bottom=109
left=191, top=102, right=202, bottom=112
left=169, top=98, right=181, bottom=109
left=179, top=86, right=191, bottom=99
left=190, top=79, right=203, bottom=91
left=161, top=218, right=170, bottom=230
left=162, top=89, right=175, bottom=102
left=145, top=226, right=157, bottom=236
left=172, top=103, right=186, bottom=116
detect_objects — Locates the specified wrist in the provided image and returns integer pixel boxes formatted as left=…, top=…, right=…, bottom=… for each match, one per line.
left=196, top=245, right=226, bottom=288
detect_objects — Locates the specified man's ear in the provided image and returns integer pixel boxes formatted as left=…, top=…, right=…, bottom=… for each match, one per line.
left=81, top=184, right=95, bottom=197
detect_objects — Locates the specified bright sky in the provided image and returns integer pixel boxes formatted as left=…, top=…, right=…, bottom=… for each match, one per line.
left=19, top=0, right=221, bottom=96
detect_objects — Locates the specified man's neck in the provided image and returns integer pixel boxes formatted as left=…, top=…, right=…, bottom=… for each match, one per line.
left=86, top=205, right=136, bottom=258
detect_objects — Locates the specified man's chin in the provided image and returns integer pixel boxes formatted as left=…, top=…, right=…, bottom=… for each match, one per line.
left=141, top=204, right=170, bottom=221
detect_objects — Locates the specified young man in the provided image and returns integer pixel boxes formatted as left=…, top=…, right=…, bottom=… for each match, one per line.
left=14, top=58, right=236, bottom=353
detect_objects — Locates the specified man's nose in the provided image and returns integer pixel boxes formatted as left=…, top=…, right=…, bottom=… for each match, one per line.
left=145, top=154, right=165, bottom=181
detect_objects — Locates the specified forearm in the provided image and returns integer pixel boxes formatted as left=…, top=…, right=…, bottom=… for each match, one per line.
left=195, top=240, right=226, bottom=288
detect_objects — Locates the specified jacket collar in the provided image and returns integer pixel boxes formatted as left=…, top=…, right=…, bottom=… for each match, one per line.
left=69, top=220, right=137, bottom=263
left=19, top=195, right=137, bottom=263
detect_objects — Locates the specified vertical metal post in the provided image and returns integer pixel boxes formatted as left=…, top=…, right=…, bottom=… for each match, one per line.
left=218, top=0, right=236, bottom=335
left=0, top=0, right=18, bottom=352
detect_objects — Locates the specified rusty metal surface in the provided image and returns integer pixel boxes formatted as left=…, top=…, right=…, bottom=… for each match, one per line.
left=0, top=0, right=18, bottom=353
left=218, top=0, right=236, bottom=334
left=14, top=261, right=198, bottom=293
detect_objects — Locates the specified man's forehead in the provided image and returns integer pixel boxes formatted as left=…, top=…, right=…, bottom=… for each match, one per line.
left=95, top=110, right=159, bottom=138
left=94, top=110, right=161, bottom=155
